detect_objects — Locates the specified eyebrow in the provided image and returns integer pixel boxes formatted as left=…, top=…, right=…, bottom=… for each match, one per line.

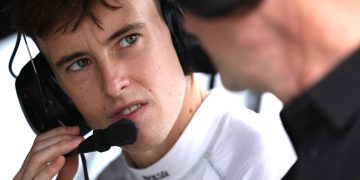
left=55, top=22, right=146, bottom=68
left=55, top=51, right=87, bottom=68
left=105, top=22, right=145, bottom=44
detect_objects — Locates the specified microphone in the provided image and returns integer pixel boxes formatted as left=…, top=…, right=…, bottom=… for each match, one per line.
left=71, top=118, right=138, bottom=155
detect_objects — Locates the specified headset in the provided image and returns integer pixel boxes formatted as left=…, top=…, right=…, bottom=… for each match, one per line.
left=11, top=0, right=216, bottom=137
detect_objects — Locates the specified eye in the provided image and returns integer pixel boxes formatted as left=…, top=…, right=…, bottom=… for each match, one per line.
left=118, top=34, right=139, bottom=48
left=68, top=58, right=90, bottom=72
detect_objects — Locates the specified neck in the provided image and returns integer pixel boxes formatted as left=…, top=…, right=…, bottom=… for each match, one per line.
left=124, top=75, right=208, bottom=168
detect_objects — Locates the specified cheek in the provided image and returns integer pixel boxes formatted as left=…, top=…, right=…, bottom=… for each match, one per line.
left=59, top=81, right=103, bottom=128
left=145, top=54, right=186, bottom=117
left=155, top=75, right=186, bottom=136
left=149, top=62, right=186, bottom=104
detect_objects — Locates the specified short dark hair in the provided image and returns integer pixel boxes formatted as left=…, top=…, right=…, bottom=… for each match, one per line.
left=10, top=0, right=215, bottom=75
left=10, top=0, right=161, bottom=39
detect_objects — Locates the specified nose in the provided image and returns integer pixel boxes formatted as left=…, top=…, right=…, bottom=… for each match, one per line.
left=100, top=58, right=130, bottom=98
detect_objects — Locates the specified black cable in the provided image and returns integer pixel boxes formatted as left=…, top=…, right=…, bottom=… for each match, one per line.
left=22, top=34, right=50, bottom=114
left=246, top=91, right=262, bottom=113
left=80, top=153, right=90, bottom=180
left=208, top=73, right=216, bottom=90
left=8, top=33, right=21, bottom=78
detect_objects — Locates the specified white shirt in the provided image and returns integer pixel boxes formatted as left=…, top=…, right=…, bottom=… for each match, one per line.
left=96, top=88, right=296, bottom=180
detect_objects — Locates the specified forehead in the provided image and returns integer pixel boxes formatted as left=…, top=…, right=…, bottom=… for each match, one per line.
left=90, top=0, right=157, bottom=29
left=41, top=0, right=159, bottom=38
left=37, top=0, right=162, bottom=53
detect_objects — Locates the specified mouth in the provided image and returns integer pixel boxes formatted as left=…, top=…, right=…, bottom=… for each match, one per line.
left=121, top=104, right=142, bottom=115
left=109, top=102, right=147, bottom=122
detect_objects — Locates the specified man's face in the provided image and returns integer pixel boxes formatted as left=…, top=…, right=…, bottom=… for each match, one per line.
left=184, top=0, right=296, bottom=92
left=37, top=0, right=187, bottom=152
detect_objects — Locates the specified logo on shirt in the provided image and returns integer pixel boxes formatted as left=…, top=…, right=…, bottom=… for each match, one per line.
left=143, top=171, right=170, bottom=180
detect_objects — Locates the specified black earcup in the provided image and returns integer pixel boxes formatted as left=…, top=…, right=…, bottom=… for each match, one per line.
left=15, top=54, right=91, bottom=135
left=160, top=0, right=216, bottom=74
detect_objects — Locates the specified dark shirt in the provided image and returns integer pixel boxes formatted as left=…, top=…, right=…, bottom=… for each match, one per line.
left=281, top=48, right=360, bottom=180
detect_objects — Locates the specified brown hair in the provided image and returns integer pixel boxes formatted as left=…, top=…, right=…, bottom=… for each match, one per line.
left=10, top=0, right=161, bottom=39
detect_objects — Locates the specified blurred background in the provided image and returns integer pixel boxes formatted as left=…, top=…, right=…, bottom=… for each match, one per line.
left=0, top=1, right=283, bottom=179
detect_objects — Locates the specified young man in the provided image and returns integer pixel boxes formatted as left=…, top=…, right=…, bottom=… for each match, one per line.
left=10, top=0, right=295, bottom=179
left=183, top=0, right=360, bottom=179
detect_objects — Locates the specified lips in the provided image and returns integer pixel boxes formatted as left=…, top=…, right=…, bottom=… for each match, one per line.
left=108, top=101, right=147, bottom=122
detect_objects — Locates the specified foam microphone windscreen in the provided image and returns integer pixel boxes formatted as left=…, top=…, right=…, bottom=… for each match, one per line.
left=76, top=119, right=138, bottom=154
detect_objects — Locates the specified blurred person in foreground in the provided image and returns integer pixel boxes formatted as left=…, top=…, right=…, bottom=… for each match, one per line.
left=182, top=0, right=360, bottom=179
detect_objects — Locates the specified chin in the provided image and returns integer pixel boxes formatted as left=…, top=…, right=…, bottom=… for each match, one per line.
left=221, top=78, right=246, bottom=92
